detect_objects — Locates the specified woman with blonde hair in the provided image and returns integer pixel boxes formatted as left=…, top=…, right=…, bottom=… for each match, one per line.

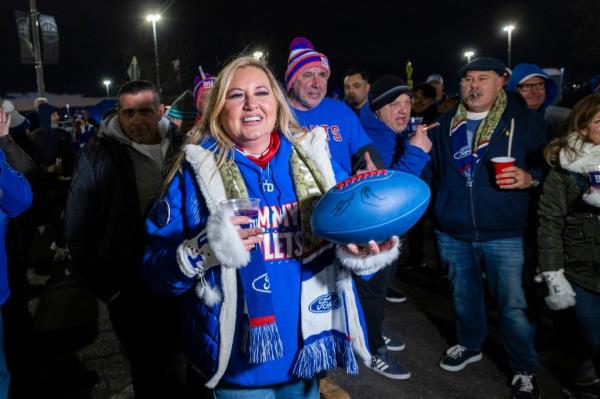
left=538, top=92, right=600, bottom=392
left=142, top=55, right=399, bottom=398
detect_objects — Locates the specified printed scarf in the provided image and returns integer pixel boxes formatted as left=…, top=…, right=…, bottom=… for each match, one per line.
left=450, top=90, right=507, bottom=179
left=216, top=137, right=361, bottom=377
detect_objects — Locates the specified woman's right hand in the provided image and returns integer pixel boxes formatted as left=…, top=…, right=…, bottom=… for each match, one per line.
left=231, top=216, right=264, bottom=250
left=409, top=125, right=432, bottom=153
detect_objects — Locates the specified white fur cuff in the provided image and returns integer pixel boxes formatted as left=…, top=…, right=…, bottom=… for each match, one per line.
left=205, top=207, right=250, bottom=268
left=335, top=237, right=400, bottom=276
left=583, top=189, right=600, bottom=209
left=542, top=269, right=576, bottom=311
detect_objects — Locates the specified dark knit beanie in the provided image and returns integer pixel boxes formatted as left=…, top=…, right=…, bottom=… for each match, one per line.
left=369, top=75, right=412, bottom=112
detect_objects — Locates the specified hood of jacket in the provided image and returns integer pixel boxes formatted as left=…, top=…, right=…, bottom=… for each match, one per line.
left=99, top=111, right=174, bottom=164
left=507, top=63, right=558, bottom=110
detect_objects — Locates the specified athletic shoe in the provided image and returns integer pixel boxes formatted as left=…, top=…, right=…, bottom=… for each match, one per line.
left=365, top=348, right=411, bottom=380
left=382, top=335, right=406, bottom=351
left=385, top=289, right=407, bottom=303
left=438, top=344, right=482, bottom=372
left=511, top=373, right=540, bottom=399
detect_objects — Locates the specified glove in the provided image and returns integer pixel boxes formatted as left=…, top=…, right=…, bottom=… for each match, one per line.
left=542, top=269, right=576, bottom=310
left=176, top=229, right=219, bottom=278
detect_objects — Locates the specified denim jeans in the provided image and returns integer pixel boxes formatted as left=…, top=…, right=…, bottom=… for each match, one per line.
left=572, top=282, right=600, bottom=357
left=436, top=231, right=539, bottom=373
left=213, top=377, right=319, bottom=399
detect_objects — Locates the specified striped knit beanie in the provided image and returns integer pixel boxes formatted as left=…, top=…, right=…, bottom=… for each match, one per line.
left=168, top=90, right=197, bottom=121
left=193, top=74, right=216, bottom=110
left=285, top=37, right=330, bottom=91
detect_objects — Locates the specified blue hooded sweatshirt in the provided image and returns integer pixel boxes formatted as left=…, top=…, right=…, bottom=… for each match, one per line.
left=507, top=63, right=558, bottom=110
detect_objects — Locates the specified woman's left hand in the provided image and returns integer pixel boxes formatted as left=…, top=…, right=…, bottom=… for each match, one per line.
left=344, top=236, right=398, bottom=257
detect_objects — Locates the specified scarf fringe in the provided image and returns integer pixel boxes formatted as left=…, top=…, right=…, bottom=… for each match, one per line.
left=292, top=333, right=358, bottom=379
left=245, top=323, right=284, bottom=364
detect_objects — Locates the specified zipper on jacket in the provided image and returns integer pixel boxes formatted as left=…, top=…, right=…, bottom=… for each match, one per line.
left=466, top=176, right=479, bottom=241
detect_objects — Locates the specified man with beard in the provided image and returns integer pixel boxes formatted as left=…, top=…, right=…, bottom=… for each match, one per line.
left=423, top=58, right=549, bottom=399
left=343, top=69, right=371, bottom=115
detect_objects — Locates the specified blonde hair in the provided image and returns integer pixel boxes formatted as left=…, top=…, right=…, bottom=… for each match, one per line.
left=544, top=92, right=600, bottom=166
left=163, top=55, right=305, bottom=190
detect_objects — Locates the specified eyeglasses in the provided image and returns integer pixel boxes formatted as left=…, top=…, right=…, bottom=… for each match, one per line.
left=518, top=82, right=545, bottom=92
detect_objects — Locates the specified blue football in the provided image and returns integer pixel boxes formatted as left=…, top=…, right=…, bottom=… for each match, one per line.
left=310, top=170, right=430, bottom=245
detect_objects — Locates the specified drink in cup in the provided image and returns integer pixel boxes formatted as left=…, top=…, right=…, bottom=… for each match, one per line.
left=220, top=198, right=261, bottom=229
left=491, top=156, right=516, bottom=187
left=404, top=116, right=423, bottom=139
left=589, top=165, right=600, bottom=188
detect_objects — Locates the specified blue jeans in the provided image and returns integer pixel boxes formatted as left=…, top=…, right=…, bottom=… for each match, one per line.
left=436, top=231, right=539, bottom=373
left=213, top=377, right=319, bottom=399
left=0, top=309, right=9, bottom=399
left=572, top=282, right=600, bottom=357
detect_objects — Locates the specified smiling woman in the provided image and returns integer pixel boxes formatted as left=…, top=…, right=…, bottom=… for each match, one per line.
left=142, top=55, right=401, bottom=398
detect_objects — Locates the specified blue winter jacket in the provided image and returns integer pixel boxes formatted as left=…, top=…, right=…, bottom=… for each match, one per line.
left=422, top=94, right=550, bottom=242
left=358, top=104, right=430, bottom=175
left=507, top=63, right=558, bottom=110
left=142, top=135, right=373, bottom=388
left=0, top=149, right=33, bottom=305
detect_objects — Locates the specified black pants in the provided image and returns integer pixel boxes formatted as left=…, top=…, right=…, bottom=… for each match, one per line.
left=353, top=261, right=398, bottom=352
left=107, top=282, right=188, bottom=398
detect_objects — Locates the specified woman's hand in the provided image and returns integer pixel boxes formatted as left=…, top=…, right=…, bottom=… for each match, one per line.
left=231, top=216, right=263, bottom=251
left=344, top=236, right=398, bottom=257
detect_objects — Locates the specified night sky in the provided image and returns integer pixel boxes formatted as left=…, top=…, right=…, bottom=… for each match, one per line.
left=1, top=0, right=597, bottom=100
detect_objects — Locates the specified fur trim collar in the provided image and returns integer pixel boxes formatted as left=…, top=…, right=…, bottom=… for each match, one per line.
left=560, top=134, right=600, bottom=173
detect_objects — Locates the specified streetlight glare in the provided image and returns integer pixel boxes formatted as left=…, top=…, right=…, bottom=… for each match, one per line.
left=502, top=24, right=515, bottom=32
left=463, top=50, right=474, bottom=63
left=146, top=14, right=161, bottom=22
left=502, top=24, right=516, bottom=68
left=102, top=80, right=111, bottom=86
left=253, top=51, right=264, bottom=60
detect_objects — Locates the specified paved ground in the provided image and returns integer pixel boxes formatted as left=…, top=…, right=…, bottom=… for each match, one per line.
left=19, top=226, right=589, bottom=399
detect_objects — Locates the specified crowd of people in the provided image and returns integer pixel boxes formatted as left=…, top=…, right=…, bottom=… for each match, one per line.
left=0, top=35, right=599, bottom=399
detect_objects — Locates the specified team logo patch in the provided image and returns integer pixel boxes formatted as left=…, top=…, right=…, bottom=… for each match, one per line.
left=309, top=293, right=341, bottom=313
left=453, top=145, right=471, bottom=160
left=252, top=273, right=271, bottom=293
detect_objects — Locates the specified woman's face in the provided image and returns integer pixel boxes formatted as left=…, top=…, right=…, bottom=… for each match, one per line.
left=219, top=66, right=277, bottom=153
left=584, top=110, right=600, bottom=145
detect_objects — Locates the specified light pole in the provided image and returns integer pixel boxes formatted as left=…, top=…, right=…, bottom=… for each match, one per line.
left=103, top=80, right=112, bottom=97
left=464, top=50, right=474, bottom=63
left=502, top=24, right=515, bottom=68
left=146, top=14, right=162, bottom=91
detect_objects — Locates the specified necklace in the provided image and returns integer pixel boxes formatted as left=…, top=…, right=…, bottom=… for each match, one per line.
left=262, top=163, right=274, bottom=192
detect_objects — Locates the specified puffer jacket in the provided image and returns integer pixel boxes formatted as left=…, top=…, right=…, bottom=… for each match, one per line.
left=538, top=137, right=600, bottom=293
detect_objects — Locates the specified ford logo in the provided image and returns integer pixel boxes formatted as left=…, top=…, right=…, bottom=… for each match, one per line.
left=252, top=273, right=271, bottom=294
left=309, top=293, right=341, bottom=313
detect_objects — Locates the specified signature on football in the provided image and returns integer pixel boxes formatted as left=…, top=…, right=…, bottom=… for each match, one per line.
left=330, top=186, right=385, bottom=216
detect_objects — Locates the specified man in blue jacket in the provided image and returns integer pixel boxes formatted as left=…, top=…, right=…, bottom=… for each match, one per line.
left=507, top=63, right=570, bottom=138
left=0, top=107, right=33, bottom=399
left=423, top=58, right=549, bottom=399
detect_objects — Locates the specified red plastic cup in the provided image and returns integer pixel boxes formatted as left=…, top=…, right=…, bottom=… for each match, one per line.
left=491, top=157, right=515, bottom=177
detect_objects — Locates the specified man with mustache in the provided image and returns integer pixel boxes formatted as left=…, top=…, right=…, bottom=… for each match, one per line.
left=423, top=58, right=549, bottom=399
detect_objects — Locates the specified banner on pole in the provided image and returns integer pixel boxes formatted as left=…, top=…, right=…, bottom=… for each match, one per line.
left=127, top=56, right=141, bottom=81
left=39, top=14, right=59, bottom=64
left=14, top=11, right=35, bottom=64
